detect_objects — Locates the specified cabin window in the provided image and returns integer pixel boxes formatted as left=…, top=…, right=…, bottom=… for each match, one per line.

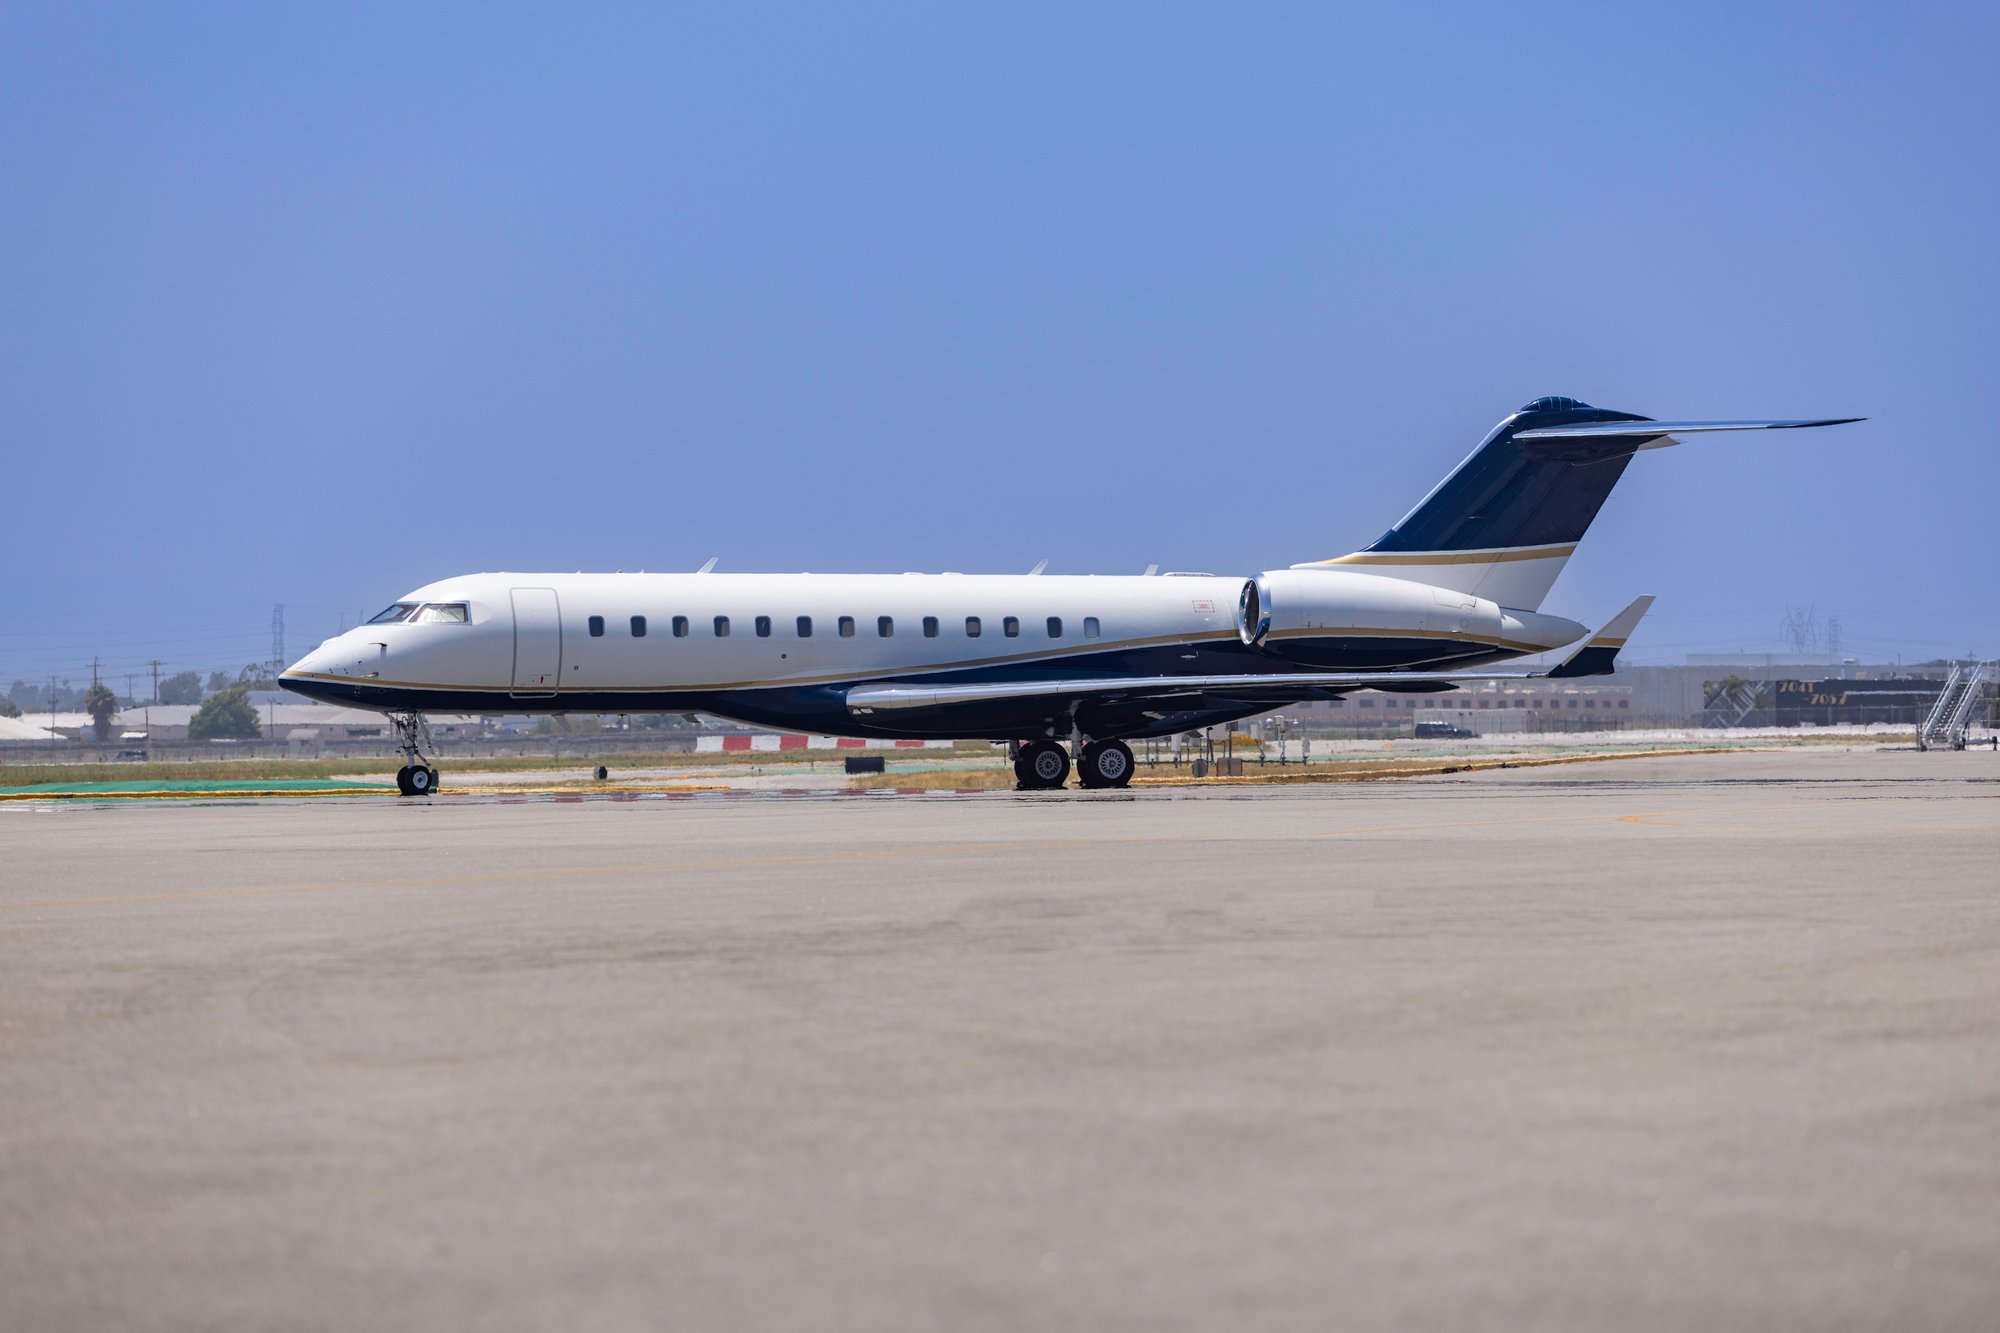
left=877, top=616, right=895, bottom=638
left=838, top=616, right=855, bottom=638
left=368, top=603, right=419, bottom=624
left=413, top=603, right=469, bottom=623
left=1046, top=617, right=1063, bottom=638
left=1083, top=616, right=1100, bottom=639
left=1003, top=616, right=1019, bottom=638
left=965, top=616, right=981, bottom=637
left=672, top=616, right=689, bottom=638
left=630, top=616, right=647, bottom=637
left=755, top=615, right=772, bottom=638
left=588, top=616, right=605, bottom=638
left=922, top=616, right=939, bottom=638
left=714, top=616, right=731, bottom=637
left=796, top=616, right=812, bottom=638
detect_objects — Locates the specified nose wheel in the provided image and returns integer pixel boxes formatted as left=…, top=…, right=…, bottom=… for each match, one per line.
left=390, top=712, right=440, bottom=797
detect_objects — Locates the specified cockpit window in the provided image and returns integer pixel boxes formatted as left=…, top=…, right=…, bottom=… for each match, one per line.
left=368, top=603, right=419, bottom=624
left=412, top=603, right=470, bottom=623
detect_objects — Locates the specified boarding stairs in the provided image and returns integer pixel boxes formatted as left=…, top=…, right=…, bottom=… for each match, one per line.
left=1917, top=663, right=1990, bottom=751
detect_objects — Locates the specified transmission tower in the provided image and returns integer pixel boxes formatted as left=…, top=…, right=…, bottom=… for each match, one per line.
left=271, top=604, right=286, bottom=680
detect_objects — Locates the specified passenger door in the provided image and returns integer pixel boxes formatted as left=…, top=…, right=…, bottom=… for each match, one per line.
left=510, top=587, right=562, bottom=697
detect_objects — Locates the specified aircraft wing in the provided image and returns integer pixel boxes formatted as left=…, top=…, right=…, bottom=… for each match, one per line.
left=843, top=598, right=1656, bottom=714
left=844, top=670, right=1477, bottom=714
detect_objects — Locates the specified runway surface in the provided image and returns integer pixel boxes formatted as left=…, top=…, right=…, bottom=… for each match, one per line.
left=4, top=748, right=1997, bottom=1331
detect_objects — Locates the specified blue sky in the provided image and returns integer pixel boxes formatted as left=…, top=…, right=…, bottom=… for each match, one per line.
left=3, top=2, right=1995, bottom=688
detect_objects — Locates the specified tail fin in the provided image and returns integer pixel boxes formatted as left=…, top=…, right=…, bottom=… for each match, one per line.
left=1546, top=595, right=1654, bottom=678
left=1293, top=397, right=1862, bottom=611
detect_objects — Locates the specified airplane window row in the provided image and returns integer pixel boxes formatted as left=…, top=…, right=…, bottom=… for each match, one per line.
left=584, top=615, right=1103, bottom=641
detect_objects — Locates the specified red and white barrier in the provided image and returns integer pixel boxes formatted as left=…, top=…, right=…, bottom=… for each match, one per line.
left=694, top=734, right=954, bottom=753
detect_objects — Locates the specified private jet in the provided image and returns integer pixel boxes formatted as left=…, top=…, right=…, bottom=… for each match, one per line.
left=280, top=396, right=1859, bottom=793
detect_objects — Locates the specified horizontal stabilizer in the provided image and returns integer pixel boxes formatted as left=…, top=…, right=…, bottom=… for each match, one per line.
left=1516, top=417, right=1862, bottom=444
left=1545, top=596, right=1654, bottom=679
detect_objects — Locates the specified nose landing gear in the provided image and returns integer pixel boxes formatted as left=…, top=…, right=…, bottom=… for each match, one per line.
left=391, top=712, right=440, bottom=797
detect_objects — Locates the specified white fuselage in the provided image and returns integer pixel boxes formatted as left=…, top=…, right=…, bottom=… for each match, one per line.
left=280, top=569, right=1584, bottom=738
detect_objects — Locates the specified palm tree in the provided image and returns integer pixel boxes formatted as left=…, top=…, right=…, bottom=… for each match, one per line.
left=83, top=683, right=119, bottom=743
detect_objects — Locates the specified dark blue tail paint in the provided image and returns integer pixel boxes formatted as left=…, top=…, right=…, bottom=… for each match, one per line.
left=1369, top=397, right=1655, bottom=553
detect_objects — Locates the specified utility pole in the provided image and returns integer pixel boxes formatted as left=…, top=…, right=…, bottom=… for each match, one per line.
left=271, top=604, right=285, bottom=682
left=147, top=658, right=161, bottom=741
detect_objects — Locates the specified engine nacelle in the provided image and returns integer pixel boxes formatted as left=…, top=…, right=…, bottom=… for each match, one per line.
left=1241, top=569, right=1509, bottom=665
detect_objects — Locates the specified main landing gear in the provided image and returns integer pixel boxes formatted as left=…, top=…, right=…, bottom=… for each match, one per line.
left=1078, top=739, right=1135, bottom=789
left=1011, top=738, right=1135, bottom=791
left=391, top=712, right=440, bottom=797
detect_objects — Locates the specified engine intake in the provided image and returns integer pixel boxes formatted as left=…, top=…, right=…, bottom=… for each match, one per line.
left=1236, top=577, right=1272, bottom=646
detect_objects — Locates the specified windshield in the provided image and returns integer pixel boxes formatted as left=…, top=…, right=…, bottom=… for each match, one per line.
left=412, top=603, right=469, bottom=623
left=367, top=603, right=419, bottom=624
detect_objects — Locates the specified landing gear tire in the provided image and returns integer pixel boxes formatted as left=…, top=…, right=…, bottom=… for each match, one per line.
left=1014, top=740, right=1070, bottom=790
left=390, top=711, right=439, bottom=797
left=1078, top=739, right=1135, bottom=789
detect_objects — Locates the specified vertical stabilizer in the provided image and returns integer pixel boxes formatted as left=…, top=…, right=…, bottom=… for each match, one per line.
left=1292, top=397, right=1652, bottom=610
left=1293, top=398, right=1862, bottom=610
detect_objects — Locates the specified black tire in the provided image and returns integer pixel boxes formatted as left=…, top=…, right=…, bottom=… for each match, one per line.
left=407, top=765, right=434, bottom=796
left=1015, top=740, right=1070, bottom=790
left=395, top=765, right=415, bottom=796
left=1079, top=739, right=1134, bottom=789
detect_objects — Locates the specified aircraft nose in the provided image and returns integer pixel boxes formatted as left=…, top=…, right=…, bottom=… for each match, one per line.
left=283, top=634, right=367, bottom=681
left=280, top=643, right=334, bottom=684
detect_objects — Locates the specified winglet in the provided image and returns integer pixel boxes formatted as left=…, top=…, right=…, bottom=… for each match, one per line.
left=1546, top=596, right=1654, bottom=678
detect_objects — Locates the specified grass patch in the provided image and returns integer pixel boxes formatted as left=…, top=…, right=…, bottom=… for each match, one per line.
left=846, top=766, right=1017, bottom=791
left=0, top=742, right=997, bottom=789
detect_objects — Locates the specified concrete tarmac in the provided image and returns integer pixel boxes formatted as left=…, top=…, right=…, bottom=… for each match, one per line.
left=3, top=748, right=1997, bottom=1332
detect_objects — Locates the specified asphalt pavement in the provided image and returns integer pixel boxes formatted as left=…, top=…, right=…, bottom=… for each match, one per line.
left=3, top=747, right=1997, bottom=1332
